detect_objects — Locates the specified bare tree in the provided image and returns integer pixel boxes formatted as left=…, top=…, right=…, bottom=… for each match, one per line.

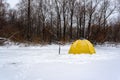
left=61, top=0, right=68, bottom=41
left=86, top=0, right=99, bottom=39
left=0, top=0, right=9, bottom=29
left=27, top=0, right=31, bottom=40
left=55, top=0, right=62, bottom=41
left=69, top=0, right=76, bottom=39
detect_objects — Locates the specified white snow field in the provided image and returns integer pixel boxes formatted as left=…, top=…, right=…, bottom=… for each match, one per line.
left=0, top=43, right=120, bottom=80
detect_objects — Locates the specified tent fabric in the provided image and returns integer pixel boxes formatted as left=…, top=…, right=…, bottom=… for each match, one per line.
left=69, top=39, right=95, bottom=54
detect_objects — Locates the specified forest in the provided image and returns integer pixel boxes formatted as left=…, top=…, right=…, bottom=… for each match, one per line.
left=0, top=0, right=120, bottom=44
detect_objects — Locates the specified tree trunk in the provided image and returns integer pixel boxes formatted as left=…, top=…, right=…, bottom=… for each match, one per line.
left=27, top=0, right=31, bottom=41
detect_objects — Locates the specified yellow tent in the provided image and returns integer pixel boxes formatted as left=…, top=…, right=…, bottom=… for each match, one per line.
left=69, top=39, right=95, bottom=54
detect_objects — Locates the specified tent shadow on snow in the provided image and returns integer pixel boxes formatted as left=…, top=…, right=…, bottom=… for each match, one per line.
left=68, top=39, right=96, bottom=54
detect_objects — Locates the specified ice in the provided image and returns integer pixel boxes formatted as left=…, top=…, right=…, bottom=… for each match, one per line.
left=0, top=43, right=120, bottom=80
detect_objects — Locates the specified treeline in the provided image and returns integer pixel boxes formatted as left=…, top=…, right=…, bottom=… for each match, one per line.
left=0, top=0, right=120, bottom=44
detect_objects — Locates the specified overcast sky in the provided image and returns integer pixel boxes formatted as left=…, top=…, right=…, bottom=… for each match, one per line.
left=6, top=0, right=19, bottom=8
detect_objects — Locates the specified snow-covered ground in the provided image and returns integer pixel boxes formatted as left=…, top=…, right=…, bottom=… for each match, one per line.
left=0, top=43, right=120, bottom=80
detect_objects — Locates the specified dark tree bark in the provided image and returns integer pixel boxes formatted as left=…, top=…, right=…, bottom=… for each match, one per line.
left=55, top=0, right=61, bottom=41
left=27, top=0, right=31, bottom=41
left=69, top=0, right=76, bottom=39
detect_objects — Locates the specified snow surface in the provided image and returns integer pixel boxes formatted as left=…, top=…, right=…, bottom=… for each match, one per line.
left=0, top=43, right=120, bottom=80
